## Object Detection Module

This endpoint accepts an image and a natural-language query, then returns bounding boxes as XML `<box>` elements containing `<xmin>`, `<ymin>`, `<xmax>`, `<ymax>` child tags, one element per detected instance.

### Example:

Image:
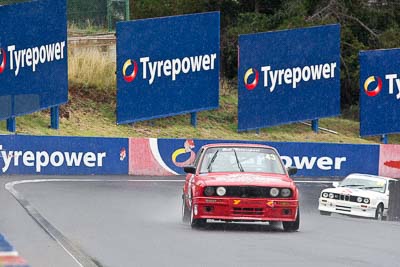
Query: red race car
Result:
<box><xmin>182</xmin><ymin>143</ymin><xmax>300</xmax><ymax>231</ymax></box>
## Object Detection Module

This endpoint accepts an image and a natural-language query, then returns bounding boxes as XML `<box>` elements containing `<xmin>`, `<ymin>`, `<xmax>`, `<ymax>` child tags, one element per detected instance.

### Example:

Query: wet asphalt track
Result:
<box><xmin>1</xmin><ymin>176</ymin><xmax>400</xmax><ymax>267</ymax></box>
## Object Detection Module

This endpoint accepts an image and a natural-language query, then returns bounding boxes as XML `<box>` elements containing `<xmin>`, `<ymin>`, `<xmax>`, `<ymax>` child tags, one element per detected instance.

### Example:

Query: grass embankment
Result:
<box><xmin>0</xmin><ymin>46</ymin><xmax>395</xmax><ymax>144</ymax></box>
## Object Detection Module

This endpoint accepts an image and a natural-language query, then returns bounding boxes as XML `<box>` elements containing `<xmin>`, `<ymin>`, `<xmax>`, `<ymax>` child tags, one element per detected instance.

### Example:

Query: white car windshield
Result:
<box><xmin>199</xmin><ymin>147</ymin><xmax>285</xmax><ymax>174</ymax></box>
<box><xmin>340</xmin><ymin>176</ymin><xmax>387</xmax><ymax>193</ymax></box>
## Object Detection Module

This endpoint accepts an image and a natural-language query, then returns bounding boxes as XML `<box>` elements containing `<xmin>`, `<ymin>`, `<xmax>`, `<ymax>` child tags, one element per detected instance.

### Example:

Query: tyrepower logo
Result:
<box><xmin>363</xmin><ymin>76</ymin><xmax>382</xmax><ymax>97</ymax></box>
<box><xmin>244</xmin><ymin>68</ymin><xmax>259</xmax><ymax>90</ymax></box>
<box><xmin>243</xmin><ymin>62</ymin><xmax>337</xmax><ymax>92</ymax></box>
<box><xmin>0</xmin><ymin>144</ymin><xmax>106</xmax><ymax>173</ymax></box>
<box><xmin>122</xmin><ymin>59</ymin><xmax>138</xmax><ymax>82</ymax></box>
<box><xmin>0</xmin><ymin>41</ymin><xmax>66</xmax><ymax>76</ymax></box>
<box><xmin>0</xmin><ymin>48</ymin><xmax>6</xmax><ymax>74</ymax></box>
<box><xmin>122</xmin><ymin>53</ymin><xmax>217</xmax><ymax>85</ymax></box>
<box><xmin>363</xmin><ymin>74</ymin><xmax>400</xmax><ymax>99</ymax></box>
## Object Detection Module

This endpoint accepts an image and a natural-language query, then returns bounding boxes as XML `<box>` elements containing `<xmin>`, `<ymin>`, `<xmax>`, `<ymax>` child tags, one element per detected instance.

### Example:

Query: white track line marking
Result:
<box><xmin>5</xmin><ymin>182</ymin><xmax>87</xmax><ymax>267</ymax></box>
<box><xmin>6</xmin><ymin>179</ymin><xmax>335</xmax><ymax>186</ymax></box>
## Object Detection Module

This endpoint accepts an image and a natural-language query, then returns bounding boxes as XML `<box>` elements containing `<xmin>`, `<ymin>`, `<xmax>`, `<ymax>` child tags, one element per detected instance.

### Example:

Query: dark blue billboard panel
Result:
<box><xmin>359</xmin><ymin>49</ymin><xmax>400</xmax><ymax>136</ymax></box>
<box><xmin>0</xmin><ymin>135</ymin><xmax>128</xmax><ymax>175</ymax></box>
<box><xmin>238</xmin><ymin>24</ymin><xmax>341</xmax><ymax>131</ymax></box>
<box><xmin>0</xmin><ymin>0</ymin><xmax>68</xmax><ymax>120</ymax></box>
<box><xmin>154</xmin><ymin>138</ymin><xmax>379</xmax><ymax>177</ymax></box>
<box><xmin>116</xmin><ymin>12</ymin><xmax>220</xmax><ymax>124</ymax></box>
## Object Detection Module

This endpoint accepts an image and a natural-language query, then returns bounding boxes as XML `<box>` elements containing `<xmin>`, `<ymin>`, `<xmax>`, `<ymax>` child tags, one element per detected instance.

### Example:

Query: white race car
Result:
<box><xmin>318</xmin><ymin>173</ymin><xmax>397</xmax><ymax>220</ymax></box>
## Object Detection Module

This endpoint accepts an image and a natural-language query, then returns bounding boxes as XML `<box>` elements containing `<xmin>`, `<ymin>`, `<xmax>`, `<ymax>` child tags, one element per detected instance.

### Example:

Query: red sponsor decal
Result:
<box><xmin>384</xmin><ymin>160</ymin><xmax>400</xmax><ymax>170</ymax></box>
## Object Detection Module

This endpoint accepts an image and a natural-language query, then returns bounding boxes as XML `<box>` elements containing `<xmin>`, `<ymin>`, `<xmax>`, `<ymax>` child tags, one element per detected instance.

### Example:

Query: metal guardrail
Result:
<box><xmin>388</xmin><ymin>180</ymin><xmax>400</xmax><ymax>221</ymax></box>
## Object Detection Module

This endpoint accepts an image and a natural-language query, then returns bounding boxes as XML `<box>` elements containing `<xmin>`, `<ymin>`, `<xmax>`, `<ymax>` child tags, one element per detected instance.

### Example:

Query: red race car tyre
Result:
<box><xmin>182</xmin><ymin>195</ymin><xmax>190</xmax><ymax>223</ymax></box>
<box><xmin>282</xmin><ymin>209</ymin><xmax>300</xmax><ymax>232</ymax></box>
<box><xmin>190</xmin><ymin>203</ymin><xmax>206</xmax><ymax>228</ymax></box>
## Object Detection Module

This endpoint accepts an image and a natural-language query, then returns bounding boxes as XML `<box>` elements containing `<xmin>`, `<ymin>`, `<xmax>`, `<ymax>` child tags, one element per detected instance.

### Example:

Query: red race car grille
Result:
<box><xmin>221</xmin><ymin>186</ymin><xmax>291</xmax><ymax>198</ymax></box>
<box><xmin>232</xmin><ymin>207</ymin><xmax>264</xmax><ymax>216</ymax></box>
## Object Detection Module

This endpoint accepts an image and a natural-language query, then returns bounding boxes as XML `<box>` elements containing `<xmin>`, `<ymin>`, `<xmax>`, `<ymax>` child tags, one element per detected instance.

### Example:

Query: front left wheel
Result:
<box><xmin>182</xmin><ymin>195</ymin><xmax>190</xmax><ymax>223</ymax></box>
<box><xmin>375</xmin><ymin>204</ymin><xmax>384</xmax><ymax>221</ymax></box>
<box><xmin>283</xmin><ymin>209</ymin><xmax>300</xmax><ymax>232</ymax></box>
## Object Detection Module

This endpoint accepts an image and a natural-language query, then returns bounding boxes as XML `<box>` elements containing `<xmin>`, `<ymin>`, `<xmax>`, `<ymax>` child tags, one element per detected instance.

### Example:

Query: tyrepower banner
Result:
<box><xmin>359</xmin><ymin>49</ymin><xmax>400</xmax><ymax>136</ymax></box>
<box><xmin>238</xmin><ymin>24</ymin><xmax>340</xmax><ymax>131</ymax></box>
<box><xmin>0</xmin><ymin>0</ymin><xmax>68</xmax><ymax>120</ymax></box>
<box><xmin>129</xmin><ymin>138</ymin><xmax>379</xmax><ymax>177</ymax></box>
<box><xmin>0</xmin><ymin>135</ymin><xmax>128</xmax><ymax>175</ymax></box>
<box><xmin>116</xmin><ymin>12</ymin><xmax>220</xmax><ymax>124</ymax></box>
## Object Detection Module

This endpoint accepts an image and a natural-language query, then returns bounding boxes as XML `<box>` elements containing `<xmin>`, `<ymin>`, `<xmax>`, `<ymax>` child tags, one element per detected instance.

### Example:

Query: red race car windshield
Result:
<box><xmin>199</xmin><ymin>147</ymin><xmax>286</xmax><ymax>174</ymax></box>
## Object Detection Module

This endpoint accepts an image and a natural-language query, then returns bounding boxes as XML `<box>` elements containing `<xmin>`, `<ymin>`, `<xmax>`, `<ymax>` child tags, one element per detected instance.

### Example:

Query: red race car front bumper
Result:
<box><xmin>192</xmin><ymin>197</ymin><xmax>298</xmax><ymax>222</ymax></box>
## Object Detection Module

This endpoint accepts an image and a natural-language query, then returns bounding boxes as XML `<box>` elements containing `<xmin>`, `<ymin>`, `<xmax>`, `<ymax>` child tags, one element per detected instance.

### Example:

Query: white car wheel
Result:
<box><xmin>375</xmin><ymin>204</ymin><xmax>384</xmax><ymax>221</ymax></box>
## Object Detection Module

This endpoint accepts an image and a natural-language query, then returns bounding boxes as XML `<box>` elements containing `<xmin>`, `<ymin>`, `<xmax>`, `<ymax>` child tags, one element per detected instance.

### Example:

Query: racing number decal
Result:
<box><xmin>265</xmin><ymin>154</ymin><xmax>277</xmax><ymax>160</ymax></box>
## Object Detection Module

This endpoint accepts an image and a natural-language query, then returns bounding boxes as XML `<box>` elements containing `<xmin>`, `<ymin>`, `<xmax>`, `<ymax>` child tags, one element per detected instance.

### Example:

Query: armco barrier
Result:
<box><xmin>1</xmin><ymin>135</ymin><xmax>400</xmax><ymax>178</ymax></box>
<box><xmin>129</xmin><ymin>138</ymin><xmax>382</xmax><ymax>177</ymax></box>
<box><xmin>0</xmin><ymin>135</ymin><xmax>128</xmax><ymax>175</ymax></box>
<box><xmin>388</xmin><ymin>180</ymin><xmax>400</xmax><ymax>221</ymax></box>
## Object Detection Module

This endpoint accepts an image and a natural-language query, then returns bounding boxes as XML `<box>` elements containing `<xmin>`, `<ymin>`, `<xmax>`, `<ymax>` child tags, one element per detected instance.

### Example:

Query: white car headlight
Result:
<box><xmin>357</xmin><ymin>197</ymin><xmax>363</xmax><ymax>203</ymax></box>
<box><xmin>363</xmin><ymin>198</ymin><xmax>370</xmax><ymax>204</ymax></box>
<box><xmin>216</xmin><ymin>186</ymin><xmax>226</xmax><ymax>196</ymax></box>
<box><xmin>270</xmin><ymin>188</ymin><xmax>280</xmax><ymax>197</ymax></box>
<box><xmin>322</xmin><ymin>192</ymin><xmax>329</xmax><ymax>198</ymax></box>
<box><xmin>329</xmin><ymin>193</ymin><xmax>334</xmax><ymax>199</ymax></box>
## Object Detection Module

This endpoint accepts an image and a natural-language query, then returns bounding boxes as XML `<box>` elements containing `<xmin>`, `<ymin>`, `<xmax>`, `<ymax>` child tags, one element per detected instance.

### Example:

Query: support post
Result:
<box><xmin>381</xmin><ymin>134</ymin><xmax>388</xmax><ymax>144</ymax></box>
<box><xmin>311</xmin><ymin>119</ymin><xmax>319</xmax><ymax>133</ymax></box>
<box><xmin>50</xmin><ymin>106</ymin><xmax>59</xmax><ymax>130</ymax></box>
<box><xmin>6</xmin><ymin>117</ymin><xmax>16</xmax><ymax>132</ymax></box>
<box><xmin>190</xmin><ymin>112</ymin><xmax>197</xmax><ymax>128</ymax></box>
<box><xmin>125</xmin><ymin>0</ymin><xmax>130</xmax><ymax>21</ymax></box>
<box><xmin>107</xmin><ymin>0</ymin><xmax>112</xmax><ymax>32</ymax></box>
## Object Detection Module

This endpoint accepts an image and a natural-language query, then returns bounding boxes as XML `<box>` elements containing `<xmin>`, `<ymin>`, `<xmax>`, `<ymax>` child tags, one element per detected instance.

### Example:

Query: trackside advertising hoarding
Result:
<box><xmin>238</xmin><ymin>24</ymin><xmax>341</xmax><ymax>131</ymax></box>
<box><xmin>0</xmin><ymin>0</ymin><xmax>68</xmax><ymax>120</ymax></box>
<box><xmin>131</xmin><ymin>138</ymin><xmax>379</xmax><ymax>177</ymax></box>
<box><xmin>116</xmin><ymin>12</ymin><xmax>220</xmax><ymax>124</ymax></box>
<box><xmin>359</xmin><ymin>49</ymin><xmax>400</xmax><ymax>136</ymax></box>
<box><xmin>0</xmin><ymin>135</ymin><xmax>128</xmax><ymax>175</ymax></box>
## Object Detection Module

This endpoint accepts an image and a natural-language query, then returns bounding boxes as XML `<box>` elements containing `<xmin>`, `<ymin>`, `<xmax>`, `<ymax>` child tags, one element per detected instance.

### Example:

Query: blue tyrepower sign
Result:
<box><xmin>116</xmin><ymin>12</ymin><xmax>220</xmax><ymax>124</ymax></box>
<box><xmin>154</xmin><ymin>138</ymin><xmax>379</xmax><ymax>177</ymax></box>
<box><xmin>238</xmin><ymin>24</ymin><xmax>341</xmax><ymax>131</ymax></box>
<box><xmin>0</xmin><ymin>0</ymin><xmax>68</xmax><ymax>120</ymax></box>
<box><xmin>359</xmin><ymin>49</ymin><xmax>400</xmax><ymax>136</ymax></box>
<box><xmin>0</xmin><ymin>135</ymin><xmax>128</xmax><ymax>175</ymax></box>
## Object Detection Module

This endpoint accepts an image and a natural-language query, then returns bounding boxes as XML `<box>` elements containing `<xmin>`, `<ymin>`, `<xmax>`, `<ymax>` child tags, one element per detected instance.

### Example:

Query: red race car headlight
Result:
<box><xmin>280</xmin><ymin>188</ymin><xmax>292</xmax><ymax>198</ymax></box>
<box><xmin>216</xmin><ymin>186</ymin><xmax>226</xmax><ymax>196</ymax></box>
<box><xmin>270</xmin><ymin>188</ymin><xmax>280</xmax><ymax>197</ymax></box>
<box><xmin>204</xmin><ymin>187</ymin><xmax>215</xmax><ymax>196</ymax></box>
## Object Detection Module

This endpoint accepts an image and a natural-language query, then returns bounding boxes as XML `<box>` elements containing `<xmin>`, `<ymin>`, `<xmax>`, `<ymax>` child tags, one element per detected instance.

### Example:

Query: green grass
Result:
<box><xmin>0</xmin><ymin>46</ymin><xmax>397</xmax><ymax>144</ymax></box>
